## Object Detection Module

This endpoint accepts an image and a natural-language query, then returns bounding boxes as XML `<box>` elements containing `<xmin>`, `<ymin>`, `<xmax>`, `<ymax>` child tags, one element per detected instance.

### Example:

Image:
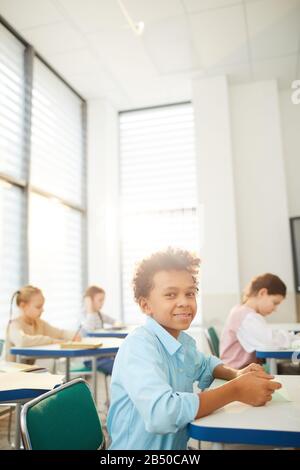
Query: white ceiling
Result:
<box><xmin>0</xmin><ymin>0</ymin><xmax>299</xmax><ymax>109</ymax></box>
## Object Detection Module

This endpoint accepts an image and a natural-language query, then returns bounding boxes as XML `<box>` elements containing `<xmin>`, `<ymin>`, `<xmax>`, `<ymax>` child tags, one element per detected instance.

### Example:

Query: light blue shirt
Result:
<box><xmin>107</xmin><ymin>317</ymin><xmax>222</xmax><ymax>450</ymax></box>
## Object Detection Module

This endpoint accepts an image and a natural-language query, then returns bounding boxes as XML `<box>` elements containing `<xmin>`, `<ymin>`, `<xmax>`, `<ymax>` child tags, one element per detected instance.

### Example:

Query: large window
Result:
<box><xmin>0</xmin><ymin>182</ymin><xmax>25</xmax><ymax>335</ymax></box>
<box><xmin>0</xmin><ymin>20</ymin><xmax>86</xmax><ymax>336</ymax></box>
<box><xmin>0</xmin><ymin>24</ymin><xmax>26</xmax><ymax>180</ymax></box>
<box><xmin>30</xmin><ymin>59</ymin><xmax>83</xmax><ymax>206</ymax></box>
<box><xmin>29</xmin><ymin>194</ymin><xmax>83</xmax><ymax>329</ymax></box>
<box><xmin>0</xmin><ymin>23</ymin><xmax>26</xmax><ymax>336</ymax></box>
<box><xmin>120</xmin><ymin>103</ymin><xmax>200</xmax><ymax>324</ymax></box>
<box><xmin>29</xmin><ymin>57</ymin><xmax>85</xmax><ymax>329</ymax></box>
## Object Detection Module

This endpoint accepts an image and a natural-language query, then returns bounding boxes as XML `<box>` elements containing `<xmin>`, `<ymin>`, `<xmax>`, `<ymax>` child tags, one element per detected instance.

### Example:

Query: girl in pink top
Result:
<box><xmin>220</xmin><ymin>273</ymin><xmax>296</xmax><ymax>369</ymax></box>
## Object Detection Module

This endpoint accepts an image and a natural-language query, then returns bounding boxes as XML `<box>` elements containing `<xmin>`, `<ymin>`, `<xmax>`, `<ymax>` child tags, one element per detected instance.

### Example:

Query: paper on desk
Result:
<box><xmin>60</xmin><ymin>338</ymin><xmax>102</xmax><ymax>349</ymax></box>
<box><xmin>0</xmin><ymin>372</ymin><xmax>64</xmax><ymax>391</ymax></box>
<box><xmin>291</xmin><ymin>339</ymin><xmax>300</xmax><ymax>349</ymax></box>
<box><xmin>272</xmin><ymin>386</ymin><xmax>292</xmax><ymax>402</ymax></box>
<box><xmin>0</xmin><ymin>361</ymin><xmax>46</xmax><ymax>373</ymax></box>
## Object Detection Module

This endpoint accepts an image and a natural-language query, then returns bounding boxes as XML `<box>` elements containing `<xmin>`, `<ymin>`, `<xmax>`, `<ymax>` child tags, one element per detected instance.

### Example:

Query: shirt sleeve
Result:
<box><xmin>8</xmin><ymin>321</ymin><xmax>56</xmax><ymax>347</ymax></box>
<box><xmin>118</xmin><ymin>334</ymin><xmax>199</xmax><ymax>435</ymax></box>
<box><xmin>42</xmin><ymin>321</ymin><xmax>75</xmax><ymax>341</ymax></box>
<box><xmin>237</xmin><ymin>314</ymin><xmax>294</xmax><ymax>351</ymax></box>
<box><xmin>194</xmin><ymin>352</ymin><xmax>223</xmax><ymax>390</ymax></box>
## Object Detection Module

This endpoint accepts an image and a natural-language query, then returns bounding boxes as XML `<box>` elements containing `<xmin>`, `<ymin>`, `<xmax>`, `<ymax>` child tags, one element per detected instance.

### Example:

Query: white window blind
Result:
<box><xmin>29</xmin><ymin>58</ymin><xmax>85</xmax><ymax>329</ymax></box>
<box><xmin>0</xmin><ymin>20</ymin><xmax>86</xmax><ymax>337</ymax></box>
<box><xmin>0</xmin><ymin>182</ymin><xmax>25</xmax><ymax>337</ymax></box>
<box><xmin>120</xmin><ymin>104</ymin><xmax>200</xmax><ymax>324</ymax></box>
<box><xmin>0</xmin><ymin>23</ymin><xmax>25</xmax><ymax>180</ymax></box>
<box><xmin>30</xmin><ymin>58</ymin><xmax>83</xmax><ymax>206</ymax></box>
<box><xmin>29</xmin><ymin>193</ymin><xmax>83</xmax><ymax>330</ymax></box>
<box><xmin>0</xmin><ymin>24</ymin><xmax>25</xmax><ymax>337</ymax></box>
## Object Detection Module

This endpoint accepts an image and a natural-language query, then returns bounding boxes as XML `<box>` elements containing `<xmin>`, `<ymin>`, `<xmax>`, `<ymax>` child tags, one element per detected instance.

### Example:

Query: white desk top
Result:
<box><xmin>0</xmin><ymin>372</ymin><xmax>64</xmax><ymax>392</ymax></box>
<box><xmin>89</xmin><ymin>325</ymin><xmax>137</xmax><ymax>336</ymax></box>
<box><xmin>189</xmin><ymin>376</ymin><xmax>300</xmax><ymax>446</ymax></box>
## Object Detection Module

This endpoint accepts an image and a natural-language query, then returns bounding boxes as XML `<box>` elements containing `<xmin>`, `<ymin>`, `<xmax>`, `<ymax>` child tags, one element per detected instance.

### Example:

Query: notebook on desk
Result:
<box><xmin>0</xmin><ymin>361</ymin><xmax>48</xmax><ymax>373</ymax></box>
<box><xmin>60</xmin><ymin>339</ymin><xmax>102</xmax><ymax>349</ymax></box>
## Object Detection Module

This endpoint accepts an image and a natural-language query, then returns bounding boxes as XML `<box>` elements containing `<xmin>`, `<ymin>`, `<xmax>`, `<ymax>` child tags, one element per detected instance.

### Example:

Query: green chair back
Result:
<box><xmin>21</xmin><ymin>378</ymin><xmax>104</xmax><ymax>450</ymax></box>
<box><xmin>0</xmin><ymin>339</ymin><xmax>4</xmax><ymax>356</ymax></box>
<box><xmin>205</xmin><ymin>327</ymin><xmax>220</xmax><ymax>357</ymax></box>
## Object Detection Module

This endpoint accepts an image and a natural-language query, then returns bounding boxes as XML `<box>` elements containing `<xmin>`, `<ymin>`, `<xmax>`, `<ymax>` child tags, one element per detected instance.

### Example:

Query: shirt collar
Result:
<box><xmin>145</xmin><ymin>316</ymin><xmax>182</xmax><ymax>356</ymax></box>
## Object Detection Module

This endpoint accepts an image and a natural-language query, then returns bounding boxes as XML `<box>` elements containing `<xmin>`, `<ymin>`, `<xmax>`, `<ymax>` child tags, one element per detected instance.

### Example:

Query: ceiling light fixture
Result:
<box><xmin>117</xmin><ymin>0</ymin><xmax>145</xmax><ymax>36</ymax></box>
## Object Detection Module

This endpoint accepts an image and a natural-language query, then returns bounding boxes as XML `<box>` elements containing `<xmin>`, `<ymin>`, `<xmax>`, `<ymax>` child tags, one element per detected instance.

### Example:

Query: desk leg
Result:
<box><xmin>13</xmin><ymin>354</ymin><xmax>21</xmax><ymax>449</ymax></box>
<box><xmin>268</xmin><ymin>358</ymin><xmax>277</xmax><ymax>375</ymax></box>
<box><xmin>65</xmin><ymin>357</ymin><xmax>70</xmax><ymax>382</ymax></box>
<box><xmin>14</xmin><ymin>403</ymin><xmax>22</xmax><ymax>450</ymax></box>
<box><xmin>92</xmin><ymin>357</ymin><xmax>97</xmax><ymax>403</ymax></box>
<box><xmin>12</xmin><ymin>403</ymin><xmax>22</xmax><ymax>450</ymax></box>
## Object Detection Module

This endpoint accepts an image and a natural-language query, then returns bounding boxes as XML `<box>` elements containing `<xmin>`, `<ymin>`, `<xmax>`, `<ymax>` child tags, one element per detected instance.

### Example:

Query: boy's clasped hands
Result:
<box><xmin>234</xmin><ymin>363</ymin><xmax>281</xmax><ymax>406</ymax></box>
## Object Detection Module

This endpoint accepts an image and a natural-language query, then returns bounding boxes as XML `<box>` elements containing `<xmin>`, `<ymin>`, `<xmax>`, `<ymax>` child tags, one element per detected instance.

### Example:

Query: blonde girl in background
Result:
<box><xmin>6</xmin><ymin>285</ymin><xmax>80</xmax><ymax>362</ymax></box>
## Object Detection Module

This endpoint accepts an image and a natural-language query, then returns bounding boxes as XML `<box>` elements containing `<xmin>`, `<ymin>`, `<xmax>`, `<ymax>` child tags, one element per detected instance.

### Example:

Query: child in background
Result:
<box><xmin>82</xmin><ymin>286</ymin><xmax>120</xmax><ymax>331</ymax></box>
<box><xmin>6</xmin><ymin>285</ymin><xmax>80</xmax><ymax>362</ymax></box>
<box><xmin>107</xmin><ymin>248</ymin><xmax>280</xmax><ymax>450</ymax></box>
<box><xmin>220</xmin><ymin>273</ymin><xmax>298</xmax><ymax>369</ymax></box>
<box><xmin>82</xmin><ymin>286</ymin><xmax>120</xmax><ymax>376</ymax></box>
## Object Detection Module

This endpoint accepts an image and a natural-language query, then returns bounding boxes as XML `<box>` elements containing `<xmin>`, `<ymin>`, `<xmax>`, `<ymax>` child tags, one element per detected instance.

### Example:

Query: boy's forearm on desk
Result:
<box><xmin>195</xmin><ymin>380</ymin><xmax>237</xmax><ymax>419</ymax></box>
<box><xmin>213</xmin><ymin>364</ymin><xmax>238</xmax><ymax>381</ymax></box>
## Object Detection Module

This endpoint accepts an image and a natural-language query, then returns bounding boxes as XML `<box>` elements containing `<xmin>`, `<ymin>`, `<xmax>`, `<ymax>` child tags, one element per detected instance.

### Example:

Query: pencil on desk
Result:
<box><xmin>72</xmin><ymin>324</ymin><xmax>82</xmax><ymax>342</ymax></box>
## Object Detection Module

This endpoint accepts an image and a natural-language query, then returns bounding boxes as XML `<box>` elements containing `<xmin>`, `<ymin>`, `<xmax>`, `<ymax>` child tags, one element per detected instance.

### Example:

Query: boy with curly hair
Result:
<box><xmin>107</xmin><ymin>248</ymin><xmax>280</xmax><ymax>450</ymax></box>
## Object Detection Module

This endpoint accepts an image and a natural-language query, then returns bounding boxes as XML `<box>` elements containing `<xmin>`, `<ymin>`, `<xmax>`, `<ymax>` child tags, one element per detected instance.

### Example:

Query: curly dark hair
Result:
<box><xmin>132</xmin><ymin>247</ymin><xmax>201</xmax><ymax>303</ymax></box>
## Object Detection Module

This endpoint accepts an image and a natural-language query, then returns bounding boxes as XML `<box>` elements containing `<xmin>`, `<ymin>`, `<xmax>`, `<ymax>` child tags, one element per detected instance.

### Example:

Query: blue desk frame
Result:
<box><xmin>87</xmin><ymin>331</ymin><xmax>128</xmax><ymax>339</ymax></box>
<box><xmin>0</xmin><ymin>388</ymin><xmax>51</xmax><ymax>403</ymax></box>
<box><xmin>188</xmin><ymin>423</ymin><xmax>300</xmax><ymax>448</ymax></box>
<box><xmin>11</xmin><ymin>345</ymin><xmax>119</xmax><ymax>358</ymax></box>
<box><xmin>256</xmin><ymin>349</ymin><xmax>298</xmax><ymax>374</ymax></box>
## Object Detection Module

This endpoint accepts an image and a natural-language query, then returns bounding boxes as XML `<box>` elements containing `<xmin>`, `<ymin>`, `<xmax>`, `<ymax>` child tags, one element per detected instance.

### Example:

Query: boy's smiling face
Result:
<box><xmin>139</xmin><ymin>269</ymin><xmax>197</xmax><ymax>338</ymax></box>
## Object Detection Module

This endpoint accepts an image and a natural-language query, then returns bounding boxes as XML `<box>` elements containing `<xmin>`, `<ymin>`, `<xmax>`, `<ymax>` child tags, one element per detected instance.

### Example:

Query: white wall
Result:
<box><xmin>192</xmin><ymin>78</ymin><xmax>297</xmax><ymax>328</ymax></box>
<box><xmin>230</xmin><ymin>81</ymin><xmax>296</xmax><ymax>323</ymax></box>
<box><xmin>280</xmin><ymin>87</ymin><xmax>300</xmax><ymax>321</ymax></box>
<box><xmin>192</xmin><ymin>76</ymin><xmax>240</xmax><ymax>333</ymax></box>
<box><xmin>87</xmin><ymin>98</ymin><xmax>122</xmax><ymax>321</ymax></box>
